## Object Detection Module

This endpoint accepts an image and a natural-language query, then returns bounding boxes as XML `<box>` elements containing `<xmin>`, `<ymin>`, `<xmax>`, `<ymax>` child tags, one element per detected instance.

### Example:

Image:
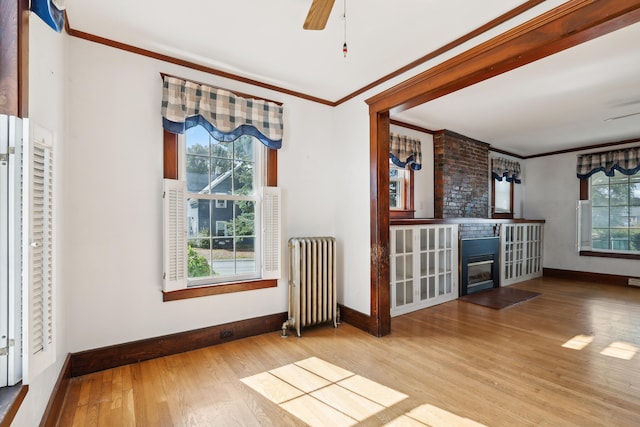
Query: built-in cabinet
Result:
<box><xmin>390</xmin><ymin>224</ymin><xmax>458</xmax><ymax>317</ymax></box>
<box><xmin>500</xmin><ymin>223</ymin><xmax>544</xmax><ymax>286</ymax></box>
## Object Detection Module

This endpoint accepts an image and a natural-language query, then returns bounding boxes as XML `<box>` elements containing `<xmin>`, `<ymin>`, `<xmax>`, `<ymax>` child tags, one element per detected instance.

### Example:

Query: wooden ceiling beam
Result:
<box><xmin>366</xmin><ymin>0</ymin><xmax>640</xmax><ymax>114</ymax></box>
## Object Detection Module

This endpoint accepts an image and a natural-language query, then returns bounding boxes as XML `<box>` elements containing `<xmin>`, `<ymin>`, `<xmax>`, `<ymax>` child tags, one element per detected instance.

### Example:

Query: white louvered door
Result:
<box><xmin>26</xmin><ymin>125</ymin><xmax>55</xmax><ymax>380</ymax></box>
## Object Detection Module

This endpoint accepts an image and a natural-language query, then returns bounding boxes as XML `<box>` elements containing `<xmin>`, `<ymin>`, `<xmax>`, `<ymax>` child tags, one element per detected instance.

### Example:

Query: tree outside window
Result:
<box><xmin>591</xmin><ymin>171</ymin><xmax>640</xmax><ymax>252</ymax></box>
<box><xmin>185</xmin><ymin>126</ymin><xmax>260</xmax><ymax>282</ymax></box>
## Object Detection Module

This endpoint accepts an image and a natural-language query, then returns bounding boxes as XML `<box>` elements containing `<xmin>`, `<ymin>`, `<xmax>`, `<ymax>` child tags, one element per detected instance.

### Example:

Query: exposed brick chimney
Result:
<box><xmin>433</xmin><ymin>130</ymin><xmax>489</xmax><ymax>218</ymax></box>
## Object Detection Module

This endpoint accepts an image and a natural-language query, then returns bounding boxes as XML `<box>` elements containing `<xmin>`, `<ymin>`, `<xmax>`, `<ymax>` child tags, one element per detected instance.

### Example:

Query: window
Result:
<box><xmin>491</xmin><ymin>178</ymin><xmax>514</xmax><ymax>219</ymax></box>
<box><xmin>162</xmin><ymin>127</ymin><xmax>281</xmax><ymax>298</ymax></box>
<box><xmin>389</xmin><ymin>161</ymin><xmax>414</xmax><ymax>219</ymax></box>
<box><xmin>161</xmin><ymin>76</ymin><xmax>283</xmax><ymax>298</ymax></box>
<box><xmin>589</xmin><ymin>170</ymin><xmax>640</xmax><ymax>252</ymax></box>
<box><xmin>184</xmin><ymin>126</ymin><xmax>263</xmax><ymax>285</ymax></box>
<box><xmin>491</xmin><ymin>156</ymin><xmax>519</xmax><ymax>219</ymax></box>
<box><xmin>389</xmin><ymin>164</ymin><xmax>406</xmax><ymax>210</ymax></box>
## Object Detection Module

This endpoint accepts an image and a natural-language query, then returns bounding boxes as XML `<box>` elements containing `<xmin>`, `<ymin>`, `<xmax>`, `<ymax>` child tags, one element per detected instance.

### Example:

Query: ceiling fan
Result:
<box><xmin>304</xmin><ymin>0</ymin><xmax>336</xmax><ymax>30</ymax></box>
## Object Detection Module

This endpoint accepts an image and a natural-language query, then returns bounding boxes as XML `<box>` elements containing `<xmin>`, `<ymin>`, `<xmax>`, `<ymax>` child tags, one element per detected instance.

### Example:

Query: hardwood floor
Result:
<box><xmin>56</xmin><ymin>277</ymin><xmax>640</xmax><ymax>426</ymax></box>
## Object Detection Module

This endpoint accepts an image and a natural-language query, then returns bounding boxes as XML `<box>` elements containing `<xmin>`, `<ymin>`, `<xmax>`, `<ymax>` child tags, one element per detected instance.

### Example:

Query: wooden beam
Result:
<box><xmin>369</xmin><ymin>110</ymin><xmax>390</xmax><ymax>337</ymax></box>
<box><xmin>366</xmin><ymin>0</ymin><xmax>640</xmax><ymax>113</ymax></box>
<box><xmin>0</xmin><ymin>0</ymin><xmax>29</xmax><ymax>117</ymax></box>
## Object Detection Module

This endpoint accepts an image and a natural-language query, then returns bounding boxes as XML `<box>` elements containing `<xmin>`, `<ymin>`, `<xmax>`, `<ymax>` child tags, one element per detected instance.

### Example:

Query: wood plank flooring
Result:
<box><xmin>56</xmin><ymin>277</ymin><xmax>640</xmax><ymax>426</ymax></box>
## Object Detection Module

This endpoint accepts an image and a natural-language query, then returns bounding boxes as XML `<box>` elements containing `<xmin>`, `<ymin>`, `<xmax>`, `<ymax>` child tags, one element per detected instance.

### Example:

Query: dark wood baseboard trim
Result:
<box><xmin>543</xmin><ymin>268</ymin><xmax>637</xmax><ymax>287</ymax></box>
<box><xmin>39</xmin><ymin>354</ymin><xmax>72</xmax><ymax>427</ymax></box>
<box><xmin>338</xmin><ymin>304</ymin><xmax>372</xmax><ymax>334</ymax></box>
<box><xmin>70</xmin><ymin>312</ymin><xmax>287</xmax><ymax>377</ymax></box>
<box><xmin>0</xmin><ymin>384</ymin><xmax>28</xmax><ymax>427</ymax></box>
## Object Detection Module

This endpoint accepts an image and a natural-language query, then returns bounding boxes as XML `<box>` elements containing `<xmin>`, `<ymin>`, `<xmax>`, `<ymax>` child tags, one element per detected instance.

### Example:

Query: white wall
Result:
<box><xmin>13</xmin><ymin>17</ymin><xmax>67</xmax><ymax>427</ymax></box>
<box><xmin>330</xmin><ymin>100</ymin><xmax>373</xmax><ymax>314</ymax></box>
<box><xmin>390</xmin><ymin>125</ymin><xmax>434</xmax><ymax>218</ymax></box>
<box><xmin>524</xmin><ymin>149</ymin><xmax>638</xmax><ymax>277</ymax></box>
<box><xmin>60</xmin><ymin>36</ymin><xmax>350</xmax><ymax>353</ymax></box>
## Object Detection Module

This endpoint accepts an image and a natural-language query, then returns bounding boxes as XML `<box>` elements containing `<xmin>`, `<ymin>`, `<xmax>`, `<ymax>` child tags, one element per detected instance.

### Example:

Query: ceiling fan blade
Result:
<box><xmin>303</xmin><ymin>0</ymin><xmax>335</xmax><ymax>30</ymax></box>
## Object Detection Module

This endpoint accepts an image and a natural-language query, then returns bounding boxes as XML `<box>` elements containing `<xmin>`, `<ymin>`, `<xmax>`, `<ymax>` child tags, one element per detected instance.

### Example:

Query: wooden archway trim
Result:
<box><xmin>366</xmin><ymin>0</ymin><xmax>640</xmax><ymax>337</ymax></box>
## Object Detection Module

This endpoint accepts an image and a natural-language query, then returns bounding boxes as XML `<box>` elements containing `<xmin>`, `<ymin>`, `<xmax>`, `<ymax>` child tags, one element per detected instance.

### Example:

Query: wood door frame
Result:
<box><xmin>365</xmin><ymin>0</ymin><xmax>640</xmax><ymax>337</ymax></box>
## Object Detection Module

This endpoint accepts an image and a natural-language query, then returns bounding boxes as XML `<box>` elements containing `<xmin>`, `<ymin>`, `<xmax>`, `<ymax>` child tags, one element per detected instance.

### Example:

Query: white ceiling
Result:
<box><xmin>63</xmin><ymin>0</ymin><xmax>640</xmax><ymax>157</ymax></box>
<box><xmin>395</xmin><ymin>20</ymin><xmax>640</xmax><ymax>157</ymax></box>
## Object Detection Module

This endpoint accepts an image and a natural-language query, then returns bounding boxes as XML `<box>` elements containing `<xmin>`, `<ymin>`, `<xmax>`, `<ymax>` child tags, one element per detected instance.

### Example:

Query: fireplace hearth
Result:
<box><xmin>460</xmin><ymin>237</ymin><xmax>500</xmax><ymax>296</ymax></box>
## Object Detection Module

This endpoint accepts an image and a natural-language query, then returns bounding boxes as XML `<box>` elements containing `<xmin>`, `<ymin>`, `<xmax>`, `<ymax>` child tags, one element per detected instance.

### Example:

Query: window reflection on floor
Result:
<box><xmin>241</xmin><ymin>356</ymin><xmax>486</xmax><ymax>427</ymax></box>
<box><xmin>562</xmin><ymin>334</ymin><xmax>594</xmax><ymax>350</ymax></box>
<box><xmin>600</xmin><ymin>341</ymin><xmax>638</xmax><ymax>360</ymax></box>
<box><xmin>561</xmin><ymin>334</ymin><xmax>638</xmax><ymax>360</ymax></box>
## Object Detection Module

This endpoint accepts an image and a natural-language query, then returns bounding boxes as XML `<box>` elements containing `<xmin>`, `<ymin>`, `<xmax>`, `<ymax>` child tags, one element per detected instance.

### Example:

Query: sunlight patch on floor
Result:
<box><xmin>241</xmin><ymin>356</ymin><xmax>486</xmax><ymax>427</ymax></box>
<box><xmin>385</xmin><ymin>403</ymin><xmax>487</xmax><ymax>426</ymax></box>
<box><xmin>600</xmin><ymin>341</ymin><xmax>638</xmax><ymax>360</ymax></box>
<box><xmin>241</xmin><ymin>357</ymin><xmax>406</xmax><ymax>426</ymax></box>
<box><xmin>562</xmin><ymin>335</ymin><xmax>638</xmax><ymax>360</ymax></box>
<box><xmin>562</xmin><ymin>334</ymin><xmax>594</xmax><ymax>350</ymax></box>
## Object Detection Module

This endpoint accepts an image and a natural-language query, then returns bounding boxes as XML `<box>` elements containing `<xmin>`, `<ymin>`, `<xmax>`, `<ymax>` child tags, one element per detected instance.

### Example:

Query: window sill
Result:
<box><xmin>390</xmin><ymin>209</ymin><xmax>415</xmax><ymax>219</ymax></box>
<box><xmin>163</xmin><ymin>278</ymin><xmax>278</xmax><ymax>302</ymax></box>
<box><xmin>579</xmin><ymin>250</ymin><xmax>640</xmax><ymax>261</ymax></box>
<box><xmin>491</xmin><ymin>212</ymin><xmax>514</xmax><ymax>219</ymax></box>
<box><xmin>0</xmin><ymin>383</ymin><xmax>28</xmax><ymax>427</ymax></box>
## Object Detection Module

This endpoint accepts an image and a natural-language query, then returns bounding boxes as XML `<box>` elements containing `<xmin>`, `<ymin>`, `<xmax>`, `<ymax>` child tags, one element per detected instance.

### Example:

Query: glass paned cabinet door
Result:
<box><xmin>392</xmin><ymin>229</ymin><xmax>414</xmax><ymax>309</ymax></box>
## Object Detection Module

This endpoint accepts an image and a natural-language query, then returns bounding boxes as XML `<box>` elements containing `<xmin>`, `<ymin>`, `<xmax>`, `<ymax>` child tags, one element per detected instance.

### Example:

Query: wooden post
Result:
<box><xmin>0</xmin><ymin>0</ymin><xmax>29</xmax><ymax>117</ymax></box>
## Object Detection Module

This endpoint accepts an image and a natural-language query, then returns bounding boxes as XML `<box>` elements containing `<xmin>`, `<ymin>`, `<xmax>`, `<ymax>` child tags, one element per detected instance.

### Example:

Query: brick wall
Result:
<box><xmin>433</xmin><ymin>130</ymin><xmax>489</xmax><ymax>218</ymax></box>
<box><xmin>459</xmin><ymin>223</ymin><xmax>498</xmax><ymax>239</ymax></box>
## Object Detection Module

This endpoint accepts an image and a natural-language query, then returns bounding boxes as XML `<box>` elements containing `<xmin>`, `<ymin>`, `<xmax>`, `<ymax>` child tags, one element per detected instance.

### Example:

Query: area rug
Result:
<box><xmin>458</xmin><ymin>287</ymin><xmax>541</xmax><ymax>310</ymax></box>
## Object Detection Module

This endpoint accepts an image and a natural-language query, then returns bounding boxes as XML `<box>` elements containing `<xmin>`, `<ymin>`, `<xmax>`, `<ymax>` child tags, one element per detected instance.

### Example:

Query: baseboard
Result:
<box><xmin>543</xmin><ymin>268</ymin><xmax>633</xmax><ymax>286</ymax></box>
<box><xmin>70</xmin><ymin>312</ymin><xmax>287</xmax><ymax>377</ymax></box>
<box><xmin>39</xmin><ymin>354</ymin><xmax>72</xmax><ymax>427</ymax></box>
<box><xmin>338</xmin><ymin>304</ymin><xmax>371</xmax><ymax>334</ymax></box>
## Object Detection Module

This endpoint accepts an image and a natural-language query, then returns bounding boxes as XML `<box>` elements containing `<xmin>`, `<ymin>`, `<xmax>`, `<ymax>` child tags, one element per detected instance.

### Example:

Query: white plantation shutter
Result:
<box><xmin>27</xmin><ymin>125</ymin><xmax>55</xmax><ymax>379</ymax></box>
<box><xmin>576</xmin><ymin>200</ymin><xmax>592</xmax><ymax>251</ymax></box>
<box><xmin>163</xmin><ymin>179</ymin><xmax>187</xmax><ymax>291</ymax></box>
<box><xmin>261</xmin><ymin>186</ymin><xmax>281</xmax><ymax>280</ymax></box>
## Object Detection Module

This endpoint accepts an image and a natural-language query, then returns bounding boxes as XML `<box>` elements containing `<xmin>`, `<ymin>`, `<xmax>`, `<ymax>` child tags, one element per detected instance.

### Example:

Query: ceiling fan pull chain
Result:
<box><xmin>342</xmin><ymin>0</ymin><xmax>348</xmax><ymax>57</ymax></box>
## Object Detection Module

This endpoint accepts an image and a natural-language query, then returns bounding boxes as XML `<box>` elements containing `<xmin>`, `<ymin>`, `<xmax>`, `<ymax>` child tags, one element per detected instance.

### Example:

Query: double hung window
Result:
<box><xmin>588</xmin><ymin>171</ymin><xmax>640</xmax><ymax>252</ymax></box>
<box><xmin>389</xmin><ymin>133</ymin><xmax>421</xmax><ymax>219</ymax></box>
<box><xmin>491</xmin><ymin>179</ymin><xmax>514</xmax><ymax>219</ymax></box>
<box><xmin>184</xmin><ymin>128</ymin><xmax>262</xmax><ymax>284</ymax></box>
<box><xmin>491</xmin><ymin>156</ymin><xmax>520</xmax><ymax>219</ymax></box>
<box><xmin>389</xmin><ymin>163</ymin><xmax>409</xmax><ymax>210</ymax></box>
<box><xmin>161</xmin><ymin>75</ymin><xmax>283</xmax><ymax>296</ymax></box>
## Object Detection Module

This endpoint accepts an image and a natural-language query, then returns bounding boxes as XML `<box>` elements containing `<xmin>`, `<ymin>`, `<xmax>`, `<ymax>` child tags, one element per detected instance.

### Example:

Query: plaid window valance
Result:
<box><xmin>161</xmin><ymin>76</ymin><xmax>284</xmax><ymax>149</ymax></box>
<box><xmin>576</xmin><ymin>146</ymin><xmax>640</xmax><ymax>179</ymax></box>
<box><xmin>389</xmin><ymin>133</ymin><xmax>422</xmax><ymax>171</ymax></box>
<box><xmin>492</xmin><ymin>157</ymin><xmax>521</xmax><ymax>184</ymax></box>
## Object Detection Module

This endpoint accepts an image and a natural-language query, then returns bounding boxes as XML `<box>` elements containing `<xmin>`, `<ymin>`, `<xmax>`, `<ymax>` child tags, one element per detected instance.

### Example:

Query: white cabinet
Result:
<box><xmin>500</xmin><ymin>223</ymin><xmax>543</xmax><ymax>286</ymax></box>
<box><xmin>390</xmin><ymin>224</ymin><xmax>458</xmax><ymax>317</ymax></box>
